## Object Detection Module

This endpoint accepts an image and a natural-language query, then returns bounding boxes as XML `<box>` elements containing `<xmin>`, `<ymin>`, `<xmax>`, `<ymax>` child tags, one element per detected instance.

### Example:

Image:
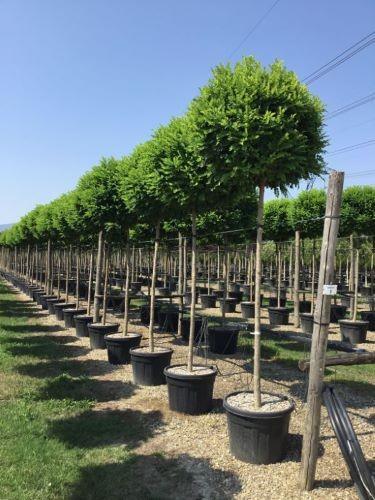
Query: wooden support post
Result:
<box><xmin>294</xmin><ymin>230</ymin><xmax>301</xmax><ymax>327</ymax></box>
<box><xmin>300</xmin><ymin>170</ymin><xmax>344</xmax><ymax>491</ymax></box>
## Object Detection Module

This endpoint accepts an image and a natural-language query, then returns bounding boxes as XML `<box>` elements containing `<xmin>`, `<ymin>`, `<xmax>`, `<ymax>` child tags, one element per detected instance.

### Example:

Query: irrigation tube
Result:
<box><xmin>322</xmin><ymin>385</ymin><xmax>375</xmax><ymax>500</ymax></box>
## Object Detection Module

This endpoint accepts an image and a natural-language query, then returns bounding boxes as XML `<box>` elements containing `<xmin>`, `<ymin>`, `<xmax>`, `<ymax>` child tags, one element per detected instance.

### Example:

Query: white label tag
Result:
<box><xmin>323</xmin><ymin>284</ymin><xmax>337</xmax><ymax>296</ymax></box>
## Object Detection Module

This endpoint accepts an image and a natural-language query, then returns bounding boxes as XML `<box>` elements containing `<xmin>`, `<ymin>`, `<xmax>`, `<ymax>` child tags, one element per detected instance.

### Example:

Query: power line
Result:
<box><xmin>302</xmin><ymin>31</ymin><xmax>375</xmax><ymax>85</ymax></box>
<box><xmin>326</xmin><ymin>91</ymin><xmax>375</xmax><ymax>120</ymax></box>
<box><xmin>326</xmin><ymin>139</ymin><xmax>375</xmax><ymax>156</ymax></box>
<box><xmin>228</xmin><ymin>0</ymin><xmax>282</xmax><ymax>59</ymax></box>
<box><xmin>331</xmin><ymin>117</ymin><xmax>375</xmax><ymax>133</ymax></box>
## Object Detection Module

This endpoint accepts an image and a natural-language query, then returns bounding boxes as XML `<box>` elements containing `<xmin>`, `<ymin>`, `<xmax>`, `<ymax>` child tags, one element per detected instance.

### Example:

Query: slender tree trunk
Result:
<box><xmin>123</xmin><ymin>236</ymin><xmax>131</xmax><ymax>336</ymax></box>
<box><xmin>76</xmin><ymin>248</ymin><xmax>80</xmax><ymax>309</ymax></box>
<box><xmin>101</xmin><ymin>245</ymin><xmax>109</xmax><ymax>325</ymax></box>
<box><xmin>148</xmin><ymin>223</ymin><xmax>160</xmax><ymax>352</ymax></box>
<box><xmin>253</xmin><ymin>183</ymin><xmax>265</xmax><ymax>408</ymax></box>
<box><xmin>187</xmin><ymin>211</ymin><xmax>197</xmax><ymax>372</ymax></box>
<box><xmin>294</xmin><ymin>231</ymin><xmax>301</xmax><ymax>328</ymax></box>
<box><xmin>93</xmin><ymin>230</ymin><xmax>104</xmax><ymax>323</ymax></box>
<box><xmin>352</xmin><ymin>249</ymin><xmax>359</xmax><ymax>320</ymax></box>
<box><xmin>349</xmin><ymin>234</ymin><xmax>354</xmax><ymax>292</ymax></box>
<box><xmin>177</xmin><ymin>232</ymin><xmax>183</xmax><ymax>338</ymax></box>
<box><xmin>87</xmin><ymin>250</ymin><xmax>94</xmax><ymax>315</ymax></box>
<box><xmin>183</xmin><ymin>237</ymin><xmax>187</xmax><ymax>294</ymax></box>
<box><xmin>277</xmin><ymin>245</ymin><xmax>281</xmax><ymax>308</ymax></box>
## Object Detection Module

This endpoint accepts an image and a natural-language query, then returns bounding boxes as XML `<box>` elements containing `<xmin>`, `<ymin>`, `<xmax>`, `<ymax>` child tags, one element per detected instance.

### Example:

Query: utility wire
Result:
<box><xmin>302</xmin><ymin>31</ymin><xmax>375</xmax><ymax>85</ymax></box>
<box><xmin>326</xmin><ymin>91</ymin><xmax>375</xmax><ymax>120</ymax></box>
<box><xmin>228</xmin><ymin>0</ymin><xmax>282</xmax><ymax>59</ymax></box>
<box><xmin>326</xmin><ymin>139</ymin><xmax>375</xmax><ymax>156</ymax></box>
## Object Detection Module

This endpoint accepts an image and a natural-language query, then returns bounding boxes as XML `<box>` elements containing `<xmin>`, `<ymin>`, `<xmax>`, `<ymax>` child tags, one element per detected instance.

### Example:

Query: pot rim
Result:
<box><xmin>164</xmin><ymin>363</ymin><xmax>217</xmax><ymax>380</ymax></box>
<box><xmin>223</xmin><ymin>390</ymin><xmax>295</xmax><ymax>418</ymax></box>
<box><xmin>129</xmin><ymin>347</ymin><xmax>173</xmax><ymax>357</ymax></box>
<box><xmin>104</xmin><ymin>332</ymin><xmax>142</xmax><ymax>342</ymax></box>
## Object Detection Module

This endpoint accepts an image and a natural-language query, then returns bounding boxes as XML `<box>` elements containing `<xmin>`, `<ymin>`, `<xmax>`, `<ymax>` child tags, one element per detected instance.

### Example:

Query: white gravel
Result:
<box><xmin>226</xmin><ymin>392</ymin><xmax>293</xmax><ymax>413</ymax></box>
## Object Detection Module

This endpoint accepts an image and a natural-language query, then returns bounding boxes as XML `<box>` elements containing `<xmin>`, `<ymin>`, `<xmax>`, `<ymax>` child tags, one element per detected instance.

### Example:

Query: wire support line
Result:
<box><xmin>326</xmin><ymin>139</ymin><xmax>375</xmax><ymax>156</ymax></box>
<box><xmin>326</xmin><ymin>92</ymin><xmax>375</xmax><ymax>120</ymax></box>
<box><xmin>302</xmin><ymin>31</ymin><xmax>375</xmax><ymax>85</ymax></box>
<box><xmin>228</xmin><ymin>0</ymin><xmax>282</xmax><ymax>59</ymax></box>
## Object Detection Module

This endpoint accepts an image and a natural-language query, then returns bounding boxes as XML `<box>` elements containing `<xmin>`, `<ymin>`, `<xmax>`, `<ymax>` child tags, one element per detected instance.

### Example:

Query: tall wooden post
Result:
<box><xmin>300</xmin><ymin>170</ymin><xmax>344</xmax><ymax>491</ymax></box>
<box><xmin>93</xmin><ymin>230</ymin><xmax>104</xmax><ymax>323</ymax></box>
<box><xmin>293</xmin><ymin>230</ymin><xmax>301</xmax><ymax>328</ymax></box>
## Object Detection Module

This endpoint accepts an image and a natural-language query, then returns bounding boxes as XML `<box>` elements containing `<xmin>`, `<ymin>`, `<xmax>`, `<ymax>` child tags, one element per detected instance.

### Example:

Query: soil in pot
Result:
<box><xmin>208</xmin><ymin>326</ymin><xmax>239</xmax><ymax>355</ymax></box>
<box><xmin>130</xmin><ymin>347</ymin><xmax>173</xmax><ymax>386</ymax></box>
<box><xmin>218</xmin><ymin>298</ymin><xmax>237</xmax><ymax>314</ymax></box>
<box><xmin>164</xmin><ymin>364</ymin><xmax>217</xmax><ymax>415</ymax></box>
<box><xmin>54</xmin><ymin>303</ymin><xmax>76</xmax><ymax>321</ymax></box>
<box><xmin>75</xmin><ymin>315</ymin><xmax>95</xmax><ymax>338</ymax></box>
<box><xmin>268</xmin><ymin>297</ymin><xmax>286</xmax><ymax>308</ymax></box>
<box><xmin>300</xmin><ymin>313</ymin><xmax>314</xmax><ymax>334</ymax></box>
<box><xmin>88</xmin><ymin>322</ymin><xmax>120</xmax><ymax>349</ymax></box>
<box><xmin>223</xmin><ymin>391</ymin><xmax>294</xmax><ymax>464</ymax></box>
<box><xmin>339</xmin><ymin>319</ymin><xmax>369</xmax><ymax>344</ymax></box>
<box><xmin>241</xmin><ymin>301</ymin><xmax>255</xmax><ymax>319</ymax></box>
<box><xmin>330</xmin><ymin>304</ymin><xmax>347</xmax><ymax>323</ymax></box>
<box><xmin>180</xmin><ymin>317</ymin><xmax>203</xmax><ymax>343</ymax></box>
<box><xmin>200</xmin><ymin>294</ymin><xmax>217</xmax><ymax>308</ymax></box>
<box><xmin>63</xmin><ymin>307</ymin><xmax>87</xmax><ymax>328</ymax></box>
<box><xmin>268</xmin><ymin>307</ymin><xmax>290</xmax><ymax>326</ymax></box>
<box><xmin>360</xmin><ymin>311</ymin><xmax>375</xmax><ymax>331</ymax></box>
<box><xmin>105</xmin><ymin>333</ymin><xmax>142</xmax><ymax>364</ymax></box>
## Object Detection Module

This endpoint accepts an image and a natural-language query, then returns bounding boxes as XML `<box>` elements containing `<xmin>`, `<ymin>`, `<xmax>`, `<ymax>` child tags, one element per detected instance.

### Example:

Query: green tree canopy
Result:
<box><xmin>340</xmin><ymin>185</ymin><xmax>375</xmax><ymax>237</ymax></box>
<box><xmin>288</xmin><ymin>189</ymin><xmax>326</xmax><ymax>238</ymax></box>
<box><xmin>264</xmin><ymin>198</ymin><xmax>294</xmax><ymax>242</ymax></box>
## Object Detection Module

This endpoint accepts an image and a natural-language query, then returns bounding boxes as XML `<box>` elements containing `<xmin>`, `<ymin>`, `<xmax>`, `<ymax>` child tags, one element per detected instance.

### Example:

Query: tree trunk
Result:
<box><xmin>87</xmin><ymin>250</ymin><xmax>94</xmax><ymax>315</ymax></box>
<box><xmin>101</xmin><ymin>245</ymin><xmax>109</xmax><ymax>325</ymax></box>
<box><xmin>123</xmin><ymin>236</ymin><xmax>131</xmax><ymax>336</ymax></box>
<box><xmin>177</xmin><ymin>232</ymin><xmax>183</xmax><ymax>338</ymax></box>
<box><xmin>187</xmin><ymin>211</ymin><xmax>197</xmax><ymax>372</ymax></box>
<box><xmin>294</xmin><ymin>230</ymin><xmax>301</xmax><ymax>328</ymax></box>
<box><xmin>253</xmin><ymin>183</ymin><xmax>265</xmax><ymax>408</ymax></box>
<box><xmin>349</xmin><ymin>234</ymin><xmax>354</xmax><ymax>292</ymax></box>
<box><xmin>352</xmin><ymin>249</ymin><xmax>359</xmax><ymax>320</ymax></box>
<box><xmin>277</xmin><ymin>245</ymin><xmax>281</xmax><ymax>308</ymax></box>
<box><xmin>76</xmin><ymin>248</ymin><xmax>80</xmax><ymax>309</ymax></box>
<box><xmin>93</xmin><ymin>230</ymin><xmax>104</xmax><ymax>323</ymax></box>
<box><xmin>148</xmin><ymin>223</ymin><xmax>160</xmax><ymax>352</ymax></box>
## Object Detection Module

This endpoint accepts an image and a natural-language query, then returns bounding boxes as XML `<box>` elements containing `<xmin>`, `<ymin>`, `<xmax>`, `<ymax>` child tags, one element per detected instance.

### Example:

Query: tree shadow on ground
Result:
<box><xmin>2</xmin><ymin>323</ymin><xmax>65</xmax><ymax>334</ymax></box>
<box><xmin>34</xmin><ymin>375</ymin><xmax>136</xmax><ymax>403</ymax></box>
<box><xmin>3</xmin><ymin>334</ymin><xmax>79</xmax><ymax>345</ymax></box>
<box><xmin>48</xmin><ymin>408</ymin><xmax>163</xmax><ymax>449</ymax></box>
<box><xmin>17</xmin><ymin>358</ymin><xmax>116</xmax><ymax>378</ymax></box>
<box><xmin>284</xmin><ymin>433</ymin><xmax>325</xmax><ymax>463</ymax></box>
<box><xmin>68</xmin><ymin>452</ymin><xmax>242</xmax><ymax>500</ymax></box>
<box><xmin>5</xmin><ymin>342</ymin><xmax>89</xmax><ymax>360</ymax></box>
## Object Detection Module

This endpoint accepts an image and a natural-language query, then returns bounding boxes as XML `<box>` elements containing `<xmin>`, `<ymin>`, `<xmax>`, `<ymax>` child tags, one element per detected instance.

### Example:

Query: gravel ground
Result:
<box><xmin>14</xmin><ymin>286</ymin><xmax>375</xmax><ymax>500</ymax></box>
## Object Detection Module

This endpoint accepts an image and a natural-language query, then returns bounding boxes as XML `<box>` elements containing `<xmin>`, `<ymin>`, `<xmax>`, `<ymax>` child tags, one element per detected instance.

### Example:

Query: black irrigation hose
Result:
<box><xmin>322</xmin><ymin>385</ymin><xmax>375</xmax><ymax>500</ymax></box>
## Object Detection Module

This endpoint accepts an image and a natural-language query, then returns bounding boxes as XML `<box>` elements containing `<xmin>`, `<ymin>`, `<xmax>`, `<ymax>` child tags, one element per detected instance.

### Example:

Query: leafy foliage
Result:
<box><xmin>340</xmin><ymin>185</ymin><xmax>375</xmax><ymax>237</ymax></box>
<box><xmin>264</xmin><ymin>198</ymin><xmax>294</xmax><ymax>241</ymax></box>
<box><xmin>288</xmin><ymin>189</ymin><xmax>326</xmax><ymax>237</ymax></box>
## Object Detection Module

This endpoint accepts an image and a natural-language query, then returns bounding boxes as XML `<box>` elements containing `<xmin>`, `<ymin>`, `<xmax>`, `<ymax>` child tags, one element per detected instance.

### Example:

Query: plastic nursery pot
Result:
<box><xmin>218</xmin><ymin>298</ymin><xmax>237</xmax><ymax>314</ymax></box>
<box><xmin>46</xmin><ymin>298</ymin><xmax>64</xmax><ymax>315</ymax></box>
<box><xmin>54</xmin><ymin>302</ymin><xmax>76</xmax><ymax>321</ymax></box>
<box><xmin>340</xmin><ymin>294</ymin><xmax>353</xmax><ymax>309</ymax></box>
<box><xmin>75</xmin><ymin>315</ymin><xmax>95</xmax><ymax>338</ymax></box>
<box><xmin>156</xmin><ymin>287</ymin><xmax>170</xmax><ymax>297</ymax></box>
<box><xmin>299</xmin><ymin>300</ymin><xmax>312</xmax><ymax>313</ymax></box>
<box><xmin>104</xmin><ymin>333</ymin><xmax>142</xmax><ymax>365</ymax></box>
<box><xmin>228</xmin><ymin>291</ymin><xmax>243</xmax><ymax>304</ymax></box>
<box><xmin>63</xmin><ymin>307</ymin><xmax>87</xmax><ymax>328</ymax></box>
<box><xmin>130</xmin><ymin>347</ymin><xmax>173</xmax><ymax>386</ymax></box>
<box><xmin>339</xmin><ymin>319</ymin><xmax>369</xmax><ymax>345</ymax></box>
<box><xmin>299</xmin><ymin>313</ymin><xmax>314</xmax><ymax>334</ymax></box>
<box><xmin>360</xmin><ymin>286</ymin><xmax>371</xmax><ymax>297</ymax></box>
<box><xmin>139</xmin><ymin>304</ymin><xmax>159</xmax><ymax>325</ymax></box>
<box><xmin>330</xmin><ymin>304</ymin><xmax>347</xmax><ymax>323</ymax></box>
<box><xmin>164</xmin><ymin>364</ymin><xmax>217</xmax><ymax>415</ymax></box>
<box><xmin>241</xmin><ymin>301</ymin><xmax>255</xmax><ymax>319</ymax></box>
<box><xmin>268</xmin><ymin>307</ymin><xmax>290</xmax><ymax>326</ymax></box>
<box><xmin>268</xmin><ymin>297</ymin><xmax>286</xmax><ymax>308</ymax></box>
<box><xmin>223</xmin><ymin>391</ymin><xmax>295</xmax><ymax>464</ymax></box>
<box><xmin>34</xmin><ymin>290</ymin><xmax>46</xmax><ymax>304</ymax></box>
<box><xmin>198</xmin><ymin>286</ymin><xmax>208</xmax><ymax>295</ymax></box>
<box><xmin>184</xmin><ymin>292</ymin><xmax>198</xmax><ymax>306</ymax></box>
<box><xmin>28</xmin><ymin>286</ymin><xmax>41</xmax><ymax>298</ymax></box>
<box><xmin>229</xmin><ymin>282</ymin><xmax>241</xmax><ymax>293</ymax></box>
<box><xmin>212</xmin><ymin>289</ymin><xmax>224</xmax><ymax>299</ymax></box>
<box><xmin>157</xmin><ymin>307</ymin><xmax>179</xmax><ymax>333</ymax></box>
<box><xmin>88</xmin><ymin>323</ymin><xmax>120</xmax><ymax>350</ymax></box>
<box><xmin>208</xmin><ymin>326</ymin><xmax>240</xmax><ymax>355</ymax></box>
<box><xmin>360</xmin><ymin>311</ymin><xmax>375</xmax><ymax>331</ymax></box>
<box><xmin>200</xmin><ymin>294</ymin><xmax>217</xmax><ymax>308</ymax></box>
<box><xmin>180</xmin><ymin>317</ymin><xmax>203</xmax><ymax>343</ymax></box>
<box><xmin>131</xmin><ymin>281</ymin><xmax>142</xmax><ymax>293</ymax></box>
<box><xmin>39</xmin><ymin>294</ymin><xmax>56</xmax><ymax>310</ymax></box>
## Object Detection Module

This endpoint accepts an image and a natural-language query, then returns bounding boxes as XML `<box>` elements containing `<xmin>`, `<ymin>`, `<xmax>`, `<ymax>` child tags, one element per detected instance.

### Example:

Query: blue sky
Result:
<box><xmin>1</xmin><ymin>0</ymin><xmax>374</xmax><ymax>222</ymax></box>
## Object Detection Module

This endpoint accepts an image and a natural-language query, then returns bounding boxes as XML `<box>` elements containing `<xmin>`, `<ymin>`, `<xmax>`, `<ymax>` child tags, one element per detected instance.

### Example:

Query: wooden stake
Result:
<box><xmin>294</xmin><ymin>230</ymin><xmax>301</xmax><ymax>328</ymax></box>
<box><xmin>300</xmin><ymin>170</ymin><xmax>344</xmax><ymax>491</ymax></box>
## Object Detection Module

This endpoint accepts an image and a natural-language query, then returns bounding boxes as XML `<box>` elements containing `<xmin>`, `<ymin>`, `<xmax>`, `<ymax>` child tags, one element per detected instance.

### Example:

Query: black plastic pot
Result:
<box><xmin>198</xmin><ymin>286</ymin><xmax>208</xmax><ymax>295</ymax></box>
<box><xmin>223</xmin><ymin>391</ymin><xmax>294</xmax><ymax>464</ymax></box>
<box><xmin>164</xmin><ymin>364</ymin><xmax>217</xmax><ymax>415</ymax></box>
<box><xmin>228</xmin><ymin>291</ymin><xmax>243</xmax><ymax>304</ymax></box>
<box><xmin>105</xmin><ymin>333</ymin><xmax>142</xmax><ymax>364</ymax></box>
<box><xmin>200</xmin><ymin>294</ymin><xmax>217</xmax><ymax>308</ymax></box>
<box><xmin>31</xmin><ymin>288</ymin><xmax>43</xmax><ymax>301</ymax></box>
<box><xmin>140</xmin><ymin>303</ymin><xmax>159</xmax><ymax>325</ymax></box>
<box><xmin>36</xmin><ymin>291</ymin><xmax>47</xmax><ymax>305</ymax></box>
<box><xmin>130</xmin><ymin>347</ymin><xmax>173</xmax><ymax>385</ymax></box>
<box><xmin>212</xmin><ymin>289</ymin><xmax>224</xmax><ymax>299</ymax></box>
<box><xmin>40</xmin><ymin>294</ymin><xmax>56</xmax><ymax>310</ymax></box>
<box><xmin>360</xmin><ymin>311</ymin><xmax>375</xmax><ymax>331</ymax></box>
<box><xmin>158</xmin><ymin>307</ymin><xmax>179</xmax><ymax>333</ymax></box>
<box><xmin>184</xmin><ymin>292</ymin><xmax>198</xmax><ymax>306</ymax></box>
<box><xmin>46</xmin><ymin>298</ymin><xmax>64</xmax><ymax>314</ymax></box>
<box><xmin>208</xmin><ymin>326</ymin><xmax>239</xmax><ymax>354</ymax></box>
<box><xmin>180</xmin><ymin>317</ymin><xmax>203</xmax><ymax>343</ymax></box>
<box><xmin>218</xmin><ymin>298</ymin><xmax>237</xmax><ymax>314</ymax></box>
<box><xmin>268</xmin><ymin>307</ymin><xmax>290</xmax><ymax>326</ymax></box>
<box><xmin>54</xmin><ymin>302</ymin><xmax>76</xmax><ymax>321</ymax></box>
<box><xmin>340</xmin><ymin>294</ymin><xmax>354</xmax><ymax>308</ymax></box>
<box><xmin>339</xmin><ymin>319</ymin><xmax>368</xmax><ymax>345</ymax></box>
<box><xmin>75</xmin><ymin>315</ymin><xmax>94</xmax><ymax>337</ymax></box>
<box><xmin>299</xmin><ymin>300</ymin><xmax>312</xmax><ymax>313</ymax></box>
<box><xmin>63</xmin><ymin>307</ymin><xmax>87</xmax><ymax>328</ymax></box>
<box><xmin>156</xmin><ymin>287</ymin><xmax>170</xmax><ymax>297</ymax></box>
<box><xmin>330</xmin><ymin>304</ymin><xmax>347</xmax><ymax>323</ymax></box>
<box><xmin>268</xmin><ymin>297</ymin><xmax>286</xmax><ymax>308</ymax></box>
<box><xmin>241</xmin><ymin>301</ymin><xmax>255</xmax><ymax>319</ymax></box>
<box><xmin>88</xmin><ymin>323</ymin><xmax>120</xmax><ymax>349</ymax></box>
<box><xmin>300</xmin><ymin>313</ymin><xmax>314</xmax><ymax>334</ymax></box>
<box><xmin>131</xmin><ymin>281</ymin><xmax>142</xmax><ymax>293</ymax></box>
<box><xmin>229</xmin><ymin>283</ymin><xmax>240</xmax><ymax>293</ymax></box>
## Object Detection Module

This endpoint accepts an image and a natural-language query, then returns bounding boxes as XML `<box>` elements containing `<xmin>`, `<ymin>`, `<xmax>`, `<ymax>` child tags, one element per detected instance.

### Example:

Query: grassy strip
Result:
<box><xmin>0</xmin><ymin>281</ymin><xmax>192</xmax><ymax>499</ymax></box>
